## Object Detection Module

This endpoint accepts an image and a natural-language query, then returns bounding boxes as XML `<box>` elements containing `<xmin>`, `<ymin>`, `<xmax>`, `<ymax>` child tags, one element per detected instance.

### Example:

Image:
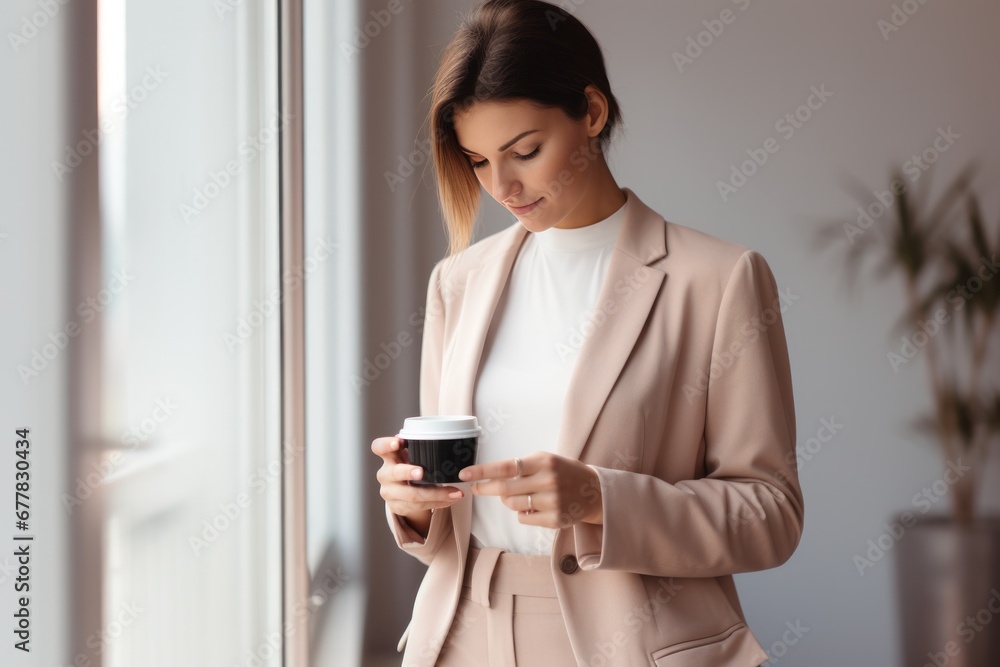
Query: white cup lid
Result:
<box><xmin>397</xmin><ymin>415</ymin><xmax>483</xmax><ymax>440</ymax></box>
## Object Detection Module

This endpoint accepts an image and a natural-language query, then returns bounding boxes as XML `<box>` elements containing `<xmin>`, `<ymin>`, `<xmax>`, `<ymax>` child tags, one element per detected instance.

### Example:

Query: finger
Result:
<box><xmin>385</xmin><ymin>482</ymin><xmax>465</xmax><ymax>505</ymax></box>
<box><xmin>500</xmin><ymin>490</ymin><xmax>550</xmax><ymax>513</ymax></box>
<box><xmin>393</xmin><ymin>496</ymin><xmax>462</xmax><ymax>516</ymax></box>
<box><xmin>376</xmin><ymin>461</ymin><xmax>418</xmax><ymax>486</ymax></box>
<box><xmin>370</xmin><ymin>436</ymin><xmax>395</xmax><ymax>456</ymax></box>
<box><xmin>472</xmin><ymin>475</ymin><xmax>535</xmax><ymax>496</ymax></box>
<box><xmin>459</xmin><ymin>456</ymin><xmax>523</xmax><ymax>482</ymax></box>
<box><xmin>371</xmin><ymin>436</ymin><xmax>404</xmax><ymax>461</ymax></box>
<box><xmin>421</xmin><ymin>485</ymin><xmax>465</xmax><ymax>501</ymax></box>
<box><xmin>472</xmin><ymin>479</ymin><xmax>514</xmax><ymax>496</ymax></box>
<box><xmin>515</xmin><ymin>508</ymin><xmax>553</xmax><ymax>526</ymax></box>
<box><xmin>391</xmin><ymin>463</ymin><xmax>427</xmax><ymax>483</ymax></box>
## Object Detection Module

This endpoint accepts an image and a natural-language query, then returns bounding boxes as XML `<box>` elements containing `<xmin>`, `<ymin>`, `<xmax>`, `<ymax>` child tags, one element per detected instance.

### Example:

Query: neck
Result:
<box><xmin>554</xmin><ymin>160</ymin><xmax>626</xmax><ymax>229</ymax></box>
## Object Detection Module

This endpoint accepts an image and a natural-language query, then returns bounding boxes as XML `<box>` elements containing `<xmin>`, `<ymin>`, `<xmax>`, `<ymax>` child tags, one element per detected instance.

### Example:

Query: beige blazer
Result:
<box><xmin>385</xmin><ymin>187</ymin><xmax>804</xmax><ymax>666</ymax></box>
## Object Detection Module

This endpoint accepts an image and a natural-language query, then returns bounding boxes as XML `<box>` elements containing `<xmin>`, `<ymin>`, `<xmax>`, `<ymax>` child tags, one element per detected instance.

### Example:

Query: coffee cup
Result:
<box><xmin>396</xmin><ymin>415</ymin><xmax>482</xmax><ymax>486</ymax></box>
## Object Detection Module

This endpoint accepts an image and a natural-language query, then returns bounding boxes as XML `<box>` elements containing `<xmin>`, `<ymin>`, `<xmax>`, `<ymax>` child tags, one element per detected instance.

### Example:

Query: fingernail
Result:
<box><xmin>458</xmin><ymin>469</ymin><xmax>470</xmax><ymax>481</ymax></box>
<box><xmin>449</xmin><ymin>490</ymin><xmax>463</xmax><ymax>499</ymax></box>
<box><xmin>410</xmin><ymin>468</ymin><xmax>422</xmax><ymax>479</ymax></box>
<box><xmin>390</xmin><ymin>440</ymin><xmax>399</xmax><ymax>450</ymax></box>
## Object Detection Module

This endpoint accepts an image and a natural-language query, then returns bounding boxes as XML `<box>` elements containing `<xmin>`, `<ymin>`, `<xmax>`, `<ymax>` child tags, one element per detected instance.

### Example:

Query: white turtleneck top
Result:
<box><xmin>470</xmin><ymin>191</ymin><xmax>630</xmax><ymax>555</ymax></box>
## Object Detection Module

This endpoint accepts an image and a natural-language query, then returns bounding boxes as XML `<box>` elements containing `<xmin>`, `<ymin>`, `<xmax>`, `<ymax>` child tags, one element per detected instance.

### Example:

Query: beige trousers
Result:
<box><xmin>435</xmin><ymin>546</ymin><xmax>577</xmax><ymax>667</ymax></box>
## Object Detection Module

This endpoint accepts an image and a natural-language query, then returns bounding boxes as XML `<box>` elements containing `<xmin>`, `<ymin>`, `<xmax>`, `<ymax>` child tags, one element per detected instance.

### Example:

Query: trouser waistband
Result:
<box><xmin>463</xmin><ymin>546</ymin><xmax>557</xmax><ymax>604</ymax></box>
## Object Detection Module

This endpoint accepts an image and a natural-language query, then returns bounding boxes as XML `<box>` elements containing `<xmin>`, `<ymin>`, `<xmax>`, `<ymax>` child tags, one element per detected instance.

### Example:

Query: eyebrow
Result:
<box><xmin>458</xmin><ymin>129</ymin><xmax>541</xmax><ymax>156</ymax></box>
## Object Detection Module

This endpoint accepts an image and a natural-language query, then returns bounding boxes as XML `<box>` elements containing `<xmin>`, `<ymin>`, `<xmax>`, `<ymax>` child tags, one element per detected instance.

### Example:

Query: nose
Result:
<box><xmin>491</xmin><ymin>163</ymin><xmax>520</xmax><ymax>204</ymax></box>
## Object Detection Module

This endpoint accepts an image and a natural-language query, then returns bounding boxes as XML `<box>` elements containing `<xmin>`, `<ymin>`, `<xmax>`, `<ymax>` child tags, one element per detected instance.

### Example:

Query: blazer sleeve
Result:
<box><xmin>383</xmin><ymin>258</ymin><xmax>454</xmax><ymax>565</ymax></box>
<box><xmin>572</xmin><ymin>249</ymin><xmax>804</xmax><ymax>578</ymax></box>
<box><xmin>384</xmin><ymin>503</ymin><xmax>453</xmax><ymax>567</ymax></box>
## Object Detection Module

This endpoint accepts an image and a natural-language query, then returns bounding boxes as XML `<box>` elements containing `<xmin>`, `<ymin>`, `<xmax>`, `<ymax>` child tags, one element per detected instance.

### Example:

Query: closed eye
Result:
<box><xmin>470</xmin><ymin>146</ymin><xmax>541</xmax><ymax>170</ymax></box>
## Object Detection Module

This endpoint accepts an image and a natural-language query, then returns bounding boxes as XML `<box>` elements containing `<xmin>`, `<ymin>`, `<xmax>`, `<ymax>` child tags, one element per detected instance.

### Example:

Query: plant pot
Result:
<box><xmin>895</xmin><ymin>514</ymin><xmax>1000</xmax><ymax>666</ymax></box>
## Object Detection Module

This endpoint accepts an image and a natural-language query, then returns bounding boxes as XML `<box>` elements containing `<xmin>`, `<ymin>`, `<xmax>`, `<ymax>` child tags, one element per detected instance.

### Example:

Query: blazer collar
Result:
<box><xmin>443</xmin><ymin>186</ymin><xmax>668</xmax><ymax>463</ymax></box>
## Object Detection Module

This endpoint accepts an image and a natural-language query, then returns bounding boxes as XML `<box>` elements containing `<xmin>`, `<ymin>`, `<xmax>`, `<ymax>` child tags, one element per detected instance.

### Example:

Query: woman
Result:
<box><xmin>371</xmin><ymin>1</ymin><xmax>804</xmax><ymax>665</ymax></box>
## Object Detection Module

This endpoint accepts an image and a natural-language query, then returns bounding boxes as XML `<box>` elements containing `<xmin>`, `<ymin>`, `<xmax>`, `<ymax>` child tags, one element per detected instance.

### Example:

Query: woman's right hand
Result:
<box><xmin>372</xmin><ymin>435</ymin><xmax>465</xmax><ymax>519</ymax></box>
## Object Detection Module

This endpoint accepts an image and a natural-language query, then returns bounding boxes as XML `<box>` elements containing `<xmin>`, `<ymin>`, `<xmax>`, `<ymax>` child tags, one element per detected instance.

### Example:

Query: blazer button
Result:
<box><xmin>559</xmin><ymin>554</ymin><xmax>579</xmax><ymax>574</ymax></box>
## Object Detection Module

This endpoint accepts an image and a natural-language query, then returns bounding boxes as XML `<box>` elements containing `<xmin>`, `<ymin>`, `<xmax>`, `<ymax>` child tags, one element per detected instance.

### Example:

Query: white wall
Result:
<box><xmin>0</xmin><ymin>2</ymin><xmax>70</xmax><ymax>664</ymax></box>
<box><xmin>368</xmin><ymin>1</ymin><xmax>1000</xmax><ymax>664</ymax></box>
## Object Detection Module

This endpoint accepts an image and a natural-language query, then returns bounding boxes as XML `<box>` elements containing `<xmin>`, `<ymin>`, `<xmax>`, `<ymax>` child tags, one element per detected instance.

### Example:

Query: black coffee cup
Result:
<box><xmin>397</xmin><ymin>415</ymin><xmax>483</xmax><ymax>486</ymax></box>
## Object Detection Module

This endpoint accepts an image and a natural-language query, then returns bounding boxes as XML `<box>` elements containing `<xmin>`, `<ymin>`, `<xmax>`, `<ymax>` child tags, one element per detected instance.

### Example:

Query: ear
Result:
<box><xmin>583</xmin><ymin>84</ymin><xmax>610</xmax><ymax>140</ymax></box>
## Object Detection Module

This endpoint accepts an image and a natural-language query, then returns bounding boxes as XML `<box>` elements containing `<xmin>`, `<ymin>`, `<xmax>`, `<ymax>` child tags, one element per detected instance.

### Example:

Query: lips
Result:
<box><xmin>507</xmin><ymin>197</ymin><xmax>542</xmax><ymax>213</ymax></box>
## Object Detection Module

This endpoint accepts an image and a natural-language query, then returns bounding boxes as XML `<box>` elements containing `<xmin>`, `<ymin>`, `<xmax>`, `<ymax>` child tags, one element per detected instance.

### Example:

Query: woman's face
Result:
<box><xmin>452</xmin><ymin>89</ymin><xmax>609</xmax><ymax>232</ymax></box>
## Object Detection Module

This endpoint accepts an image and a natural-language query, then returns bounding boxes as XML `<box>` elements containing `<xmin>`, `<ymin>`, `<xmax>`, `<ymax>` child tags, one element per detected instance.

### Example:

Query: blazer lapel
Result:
<box><xmin>442</xmin><ymin>187</ymin><xmax>668</xmax><ymax>558</ymax></box>
<box><xmin>556</xmin><ymin>189</ymin><xmax>668</xmax><ymax>462</ymax></box>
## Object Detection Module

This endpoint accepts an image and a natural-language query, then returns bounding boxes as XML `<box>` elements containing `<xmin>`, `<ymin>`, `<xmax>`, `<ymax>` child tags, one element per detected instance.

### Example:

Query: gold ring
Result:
<box><xmin>527</xmin><ymin>493</ymin><xmax>533</xmax><ymax>513</ymax></box>
<box><xmin>514</xmin><ymin>457</ymin><xmax>522</xmax><ymax>478</ymax></box>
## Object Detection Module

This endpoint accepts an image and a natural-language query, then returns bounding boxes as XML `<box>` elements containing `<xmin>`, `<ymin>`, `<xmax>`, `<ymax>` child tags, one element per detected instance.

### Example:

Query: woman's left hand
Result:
<box><xmin>458</xmin><ymin>452</ymin><xmax>603</xmax><ymax>528</ymax></box>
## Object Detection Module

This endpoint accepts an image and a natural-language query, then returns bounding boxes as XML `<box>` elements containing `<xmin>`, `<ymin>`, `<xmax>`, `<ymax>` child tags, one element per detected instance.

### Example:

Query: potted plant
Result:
<box><xmin>815</xmin><ymin>162</ymin><xmax>1000</xmax><ymax>665</ymax></box>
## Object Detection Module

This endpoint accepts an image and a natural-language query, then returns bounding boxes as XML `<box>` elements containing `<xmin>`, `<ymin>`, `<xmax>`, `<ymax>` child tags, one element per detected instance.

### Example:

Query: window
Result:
<box><xmin>88</xmin><ymin>1</ymin><xmax>283</xmax><ymax>664</ymax></box>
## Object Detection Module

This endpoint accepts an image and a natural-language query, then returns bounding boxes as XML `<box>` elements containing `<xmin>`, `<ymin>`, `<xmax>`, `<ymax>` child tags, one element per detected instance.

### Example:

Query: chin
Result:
<box><xmin>517</xmin><ymin>216</ymin><xmax>550</xmax><ymax>233</ymax></box>
<box><xmin>518</xmin><ymin>206</ymin><xmax>554</xmax><ymax>229</ymax></box>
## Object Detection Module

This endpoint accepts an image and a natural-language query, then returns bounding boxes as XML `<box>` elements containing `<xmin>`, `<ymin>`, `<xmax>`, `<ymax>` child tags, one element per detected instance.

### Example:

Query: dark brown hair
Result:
<box><xmin>427</xmin><ymin>0</ymin><xmax>624</xmax><ymax>256</ymax></box>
